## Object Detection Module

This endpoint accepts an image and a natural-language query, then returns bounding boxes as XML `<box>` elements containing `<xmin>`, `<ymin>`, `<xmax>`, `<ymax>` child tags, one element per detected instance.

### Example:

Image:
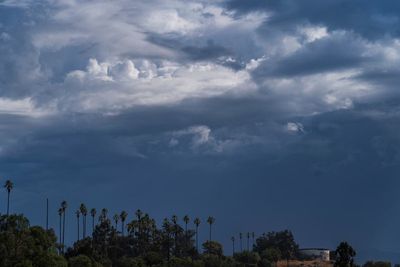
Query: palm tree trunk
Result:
<box><xmin>7</xmin><ymin>191</ymin><xmax>10</xmax><ymax>216</ymax></box>
<box><xmin>46</xmin><ymin>198</ymin><xmax>49</xmax><ymax>231</ymax></box>
<box><xmin>196</xmin><ymin>226</ymin><xmax>199</xmax><ymax>252</ymax></box>
<box><xmin>59</xmin><ymin>214</ymin><xmax>62</xmax><ymax>254</ymax></box>
<box><xmin>209</xmin><ymin>224</ymin><xmax>212</xmax><ymax>241</ymax></box>
<box><xmin>82</xmin><ymin>216</ymin><xmax>84</xmax><ymax>239</ymax></box>
<box><xmin>92</xmin><ymin>216</ymin><xmax>95</xmax><ymax>235</ymax></box>
<box><xmin>77</xmin><ymin>216</ymin><xmax>80</xmax><ymax>242</ymax></box>
<box><xmin>62</xmin><ymin>212</ymin><xmax>66</xmax><ymax>254</ymax></box>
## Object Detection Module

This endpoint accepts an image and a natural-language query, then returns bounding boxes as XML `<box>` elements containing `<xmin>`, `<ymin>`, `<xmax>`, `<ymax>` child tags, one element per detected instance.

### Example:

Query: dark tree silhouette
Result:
<box><xmin>120</xmin><ymin>211</ymin><xmax>127</xmax><ymax>236</ymax></box>
<box><xmin>4</xmin><ymin>180</ymin><xmax>13</xmax><ymax>216</ymax></box>
<box><xmin>231</xmin><ymin>236</ymin><xmax>235</xmax><ymax>254</ymax></box>
<box><xmin>207</xmin><ymin>216</ymin><xmax>215</xmax><ymax>242</ymax></box>
<box><xmin>90</xmin><ymin>208</ymin><xmax>96</xmax><ymax>234</ymax></box>
<box><xmin>61</xmin><ymin>200</ymin><xmax>68</xmax><ymax>254</ymax></box>
<box><xmin>335</xmin><ymin>241</ymin><xmax>356</xmax><ymax>267</ymax></box>
<box><xmin>194</xmin><ymin>217</ymin><xmax>200</xmax><ymax>252</ymax></box>
<box><xmin>113</xmin><ymin>213</ymin><xmax>119</xmax><ymax>229</ymax></box>
<box><xmin>240</xmin><ymin>233</ymin><xmax>243</xmax><ymax>252</ymax></box>
<box><xmin>76</xmin><ymin>210</ymin><xmax>80</xmax><ymax>241</ymax></box>
<box><xmin>247</xmin><ymin>232</ymin><xmax>250</xmax><ymax>251</ymax></box>
<box><xmin>79</xmin><ymin>203</ymin><xmax>87</xmax><ymax>239</ymax></box>
<box><xmin>58</xmin><ymin>207</ymin><xmax>63</xmax><ymax>254</ymax></box>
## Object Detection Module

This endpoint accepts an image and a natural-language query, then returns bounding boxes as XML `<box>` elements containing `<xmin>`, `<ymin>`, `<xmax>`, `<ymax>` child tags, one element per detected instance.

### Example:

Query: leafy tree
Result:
<box><xmin>335</xmin><ymin>242</ymin><xmax>356</xmax><ymax>267</ymax></box>
<box><xmin>260</xmin><ymin>247</ymin><xmax>281</xmax><ymax>263</ymax></box>
<box><xmin>254</xmin><ymin>230</ymin><xmax>298</xmax><ymax>261</ymax></box>
<box><xmin>233</xmin><ymin>250</ymin><xmax>261</xmax><ymax>266</ymax></box>
<box><xmin>0</xmin><ymin>215</ymin><xmax>65</xmax><ymax>267</ymax></box>
<box><xmin>363</xmin><ymin>261</ymin><xmax>391</xmax><ymax>267</ymax></box>
<box><xmin>68</xmin><ymin>255</ymin><xmax>93</xmax><ymax>267</ymax></box>
<box><xmin>202</xmin><ymin>241</ymin><xmax>223</xmax><ymax>257</ymax></box>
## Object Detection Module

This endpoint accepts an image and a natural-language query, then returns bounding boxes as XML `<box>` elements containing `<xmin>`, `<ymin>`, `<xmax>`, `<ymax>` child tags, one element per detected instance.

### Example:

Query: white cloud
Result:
<box><xmin>286</xmin><ymin>122</ymin><xmax>304</xmax><ymax>133</ymax></box>
<box><xmin>59</xmin><ymin>58</ymin><xmax>255</xmax><ymax>113</ymax></box>
<box><xmin>0</xmin><ymin>98</ymin><xmax>50</xmax><ymax>117</ymax></box>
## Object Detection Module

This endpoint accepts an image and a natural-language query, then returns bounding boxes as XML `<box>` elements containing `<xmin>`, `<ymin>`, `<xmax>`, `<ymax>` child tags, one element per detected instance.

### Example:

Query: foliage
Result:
<box><xmin>363</xmin><ymin>261</ymin><xmax>391</xmax><ymax>267</ymax></box>
<box><xmin>233</xmin><ymin>251</ymin><xmax>261</xmax><ymax>266</ymax></box>
<box><xmin>254</xmin><ymin>230</ymin><xmax>299</xmax><ymax>260</ymax></box>
<box><xmin>68</xmin><ymin>255</ymin><xmax>93</xmax><ymax>267</ymax></box>
<box><xmin>0</xmin><ymin>214</ymin><xmax>67</xmax><ymax>267</ymax></box>
<box><xmin>334</xmin><ymin>242</ymin><xmax>356</xmax><ymax>267</ymax></box>
<box><xmin>202</xmin><ymin>241</ymin><xmax>223</xmax><ymax>257</ymax></box>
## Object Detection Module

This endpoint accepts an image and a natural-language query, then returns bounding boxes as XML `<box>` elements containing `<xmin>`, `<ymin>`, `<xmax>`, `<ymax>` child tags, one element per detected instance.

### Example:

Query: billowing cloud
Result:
<box><xmin>2</xmin><ymin>0</ymin><xmax>400</xmax><ymax>261</ymax></box>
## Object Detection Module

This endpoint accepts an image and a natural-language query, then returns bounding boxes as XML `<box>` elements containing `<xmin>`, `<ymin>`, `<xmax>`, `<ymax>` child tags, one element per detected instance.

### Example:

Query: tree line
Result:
<box><xmin>0</xmin><ymin>179</ymin><xmax>388</xmax><ymax>267</ymax></box>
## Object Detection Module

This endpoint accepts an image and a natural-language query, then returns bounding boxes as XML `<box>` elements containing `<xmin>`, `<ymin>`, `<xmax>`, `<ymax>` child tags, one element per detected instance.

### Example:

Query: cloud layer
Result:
<box><xmin>2</xmin><ymin>0</ymin><xmax>400</xmax><ymax>261</ymax></box>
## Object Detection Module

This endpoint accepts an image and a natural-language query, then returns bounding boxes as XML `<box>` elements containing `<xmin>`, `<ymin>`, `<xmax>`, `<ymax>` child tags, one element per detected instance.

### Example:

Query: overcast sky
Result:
<box><xmin>1</xmin><ymin>0</ymin><xmax>400</xmax><ymax>262</ymax></box>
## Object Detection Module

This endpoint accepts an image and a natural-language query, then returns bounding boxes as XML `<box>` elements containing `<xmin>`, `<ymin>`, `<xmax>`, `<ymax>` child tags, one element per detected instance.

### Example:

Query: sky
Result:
<box><xmin>1</xmin><ymin>0</ymin><xmax>400</xmax><ymax>262</ymax></box>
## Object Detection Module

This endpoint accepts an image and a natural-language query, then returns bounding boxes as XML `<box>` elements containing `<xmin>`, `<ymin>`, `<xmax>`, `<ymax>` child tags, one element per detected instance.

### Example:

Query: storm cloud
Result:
<box><xmin>1</xmin><ymin>0</ymin><xmax>400</xmax><ymax>262</ymax></box>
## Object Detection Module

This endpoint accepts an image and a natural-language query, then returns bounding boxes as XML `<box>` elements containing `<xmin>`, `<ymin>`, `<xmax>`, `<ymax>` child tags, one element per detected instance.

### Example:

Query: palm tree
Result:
<box><xmin>61</xmin><ymin>201</ymin><xmax>67</xmax><ymax>253</ymax></box>
<box><xmin>247</xmin><ymin>232</ymin><xmax>250</xmax><ymax>251</ymax></box>
<box><xmin>207</xmin><ymin>216</ymin><xmax>215</xmax><ymax>242</ymax></box>
<box><xmin>252</xmin><ymin>232</ymin><xmax>255</xmax><ymax>248</ymax></box>
<box><xmin>183</xmin><ymin>215</ymin><xmax>189</xmax><ymax>235</ymax></box>
<box><xmin>194</xmin><ymin>218</ymin><xmax>200</xmax><ymax>252</ymax></box>
<box><xmin>113</xmin><ymin>214</ymin><xmax>119</xmax><ymax>229</ymax></box>
<box><xmin>76</xmin><ymin>210</ymin><xmax>80</xmax><ymax>241</ymax></box>
<box><xmin>4</xmin><ymin>180</ymin><xmax>13</xmax><ymax>216</ymax></box>
<box><xmin>231</xmin><ymin>236</ymin><xmax>235</xmax><ymax>254</ymax></box>
<box><xmin>171</xmin><ymin>215</ymin><xmax>178</xmax><ymax>255</ymax></box>
<box><xmin>79</xmin><ymin>203</ymin><xmax>87</xmax><ymax>239</ymax></box>
<box><xmin>90</xmin><ymin>208</ymin><xmax>96</xmax><ymax>234</ymax></box>
<box><xmin>183</xmin><ymin>215</ymin><xmax>190</xmax><ymax>249</ymax></box>
<box><xmin>239</xmin><ymin>233</ymin><xmax>243</xmax><ymax>252</ymax></box>
<box><xmin>58</xmin><ymin>208</ymin><xmax>63</xmax><ymax>254</ymax></box>
<box><xmin>120</xmin><ymin>211</ymin><xmax>128</xmax><ymax>236</ymax></box>
<box><xmin>100</xmin><ymin>208</ymin><xmax>108</xmax><ymax>222</ymax></box>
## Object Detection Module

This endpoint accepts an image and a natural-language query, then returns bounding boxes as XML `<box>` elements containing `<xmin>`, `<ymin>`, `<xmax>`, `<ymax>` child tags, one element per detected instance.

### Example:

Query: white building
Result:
<box><xmin>298</xmin><ymin>248</ymin><xmax>330</xmax><ymax>261</ymax></box>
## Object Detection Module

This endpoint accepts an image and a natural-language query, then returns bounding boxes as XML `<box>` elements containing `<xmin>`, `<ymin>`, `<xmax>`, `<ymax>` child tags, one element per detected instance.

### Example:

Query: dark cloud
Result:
<box><xmin>226</xmin><ymin>0</ymin><xmax>400</xmax><ymax>39</ymax></box>
<box><xmin>254</xmin><ymin>32</ymin><xmax>369</xmax><ymax>78</ymax></box>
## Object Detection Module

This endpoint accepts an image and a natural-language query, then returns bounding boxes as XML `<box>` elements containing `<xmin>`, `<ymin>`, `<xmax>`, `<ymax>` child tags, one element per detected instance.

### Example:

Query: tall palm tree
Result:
<box><xmin>183</xmin><ymin>215</ymin><xmax>189</xmax><ymax>235</ymax></box>
<box><xmin>239</xmin><ymin>233</ymin><xmax>243</xmax><ymax>252</ymax></box>
<box><xmin>120</xmin><ymin>211</ymin><xmax>128</xmax><ymax>236</ymax></box>
<box><xmin>4</xmin><ymin>180</ymin><xmax>13</xmax><ymax>216</ymax></box>
<box><xmin>61</xmin><ymin>200</ymin><xmax>67</xmax><ymax>253</ymax></box>
<box><xmin>183</xmin><ymin>215</ymin><xmax>190</xmax><ymax>249</ymax></box>
<box><xmin>231</xmin><ymin>236</ymin><xmax>235</xmax><ymax>254</ymax></box>
<box><xmin>100</xmin><ymin>208</ymin><xmax>108</xmax><ymax>222</ymax></box>
<box><xmin>252</xmin><ymin>232</ymin><xmax>255</xmax><ymax>249</ymax></box>
<box><xmin>76</xmin><ymin>210</ymin><xmax>80</xmax><ymax>241</ymax></box>
<box><xmin>90</xmin><ymin>208</ymin><xmax>96</xmax><ymax>234</ymax></box>
<box><xmin>135</xmin><ymin>209</ymin><xmax>143</xmax><ymax>233</ymax></box>
<box><xmin>113</xmin><ymin>214</ymin><xmax>119</xmax><ymax>230</ymax></box>
<box><xmin>79</xmin><ymin>203</ymin><xmax>87</xmax><ymax>239</ymax></box>
<box><xmin>58</xmin><ymin>208</ymin><xmax>63</xmax><ymax>254</ymax></box>
<box><xmin>247</xmin><ymin>232</ymin><xmax>250</xmax><ymax>251</ymax></box>
<box><xmin>171</xmin><ymin>215</ymin><xmax>178</xmax><ymax>255</ymax></box>
<box><xmin>207</xmin><ymin>216</ymin><xmax>215</xmax><ymax>242</ymax></box>
<box><xmin>194</xmin><ymin>218</ymin><xmax>200</xmax><ymax>252</ymax></box>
